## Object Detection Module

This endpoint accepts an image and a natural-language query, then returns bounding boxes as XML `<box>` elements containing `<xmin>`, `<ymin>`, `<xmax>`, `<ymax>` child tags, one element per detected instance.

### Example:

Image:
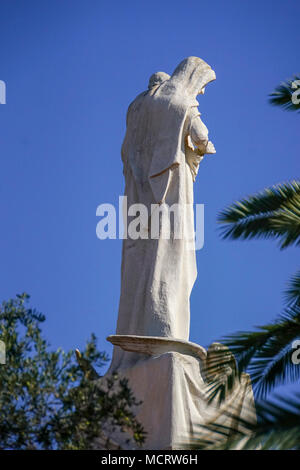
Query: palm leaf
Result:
<box><xmin>218</xmin><ymin>181</ymin><xmax>300</xmax><ymax>249</ymax></box>
<box><xmin>203</xmin><ymin>343</ymin><xmax>240</xmax><ymax>404</ymax></box>
<box><xmin>224</xmin><ymin>304</ymin><xmax>300</xmax><ymax>396</ymax></box>
<box><xmin>285</xmin><ymin>270</ymin><xmax>300</xmax><ymax>307</ymax></box>
<box><xmin>186</xmin><ymin>392</ymin><xmax>300</xmax><ymax>450</ymax></box>
<box><xmin>205</xmin><ymin>282</ymin><xmax>300</xmax><ymax>402</ymax></box>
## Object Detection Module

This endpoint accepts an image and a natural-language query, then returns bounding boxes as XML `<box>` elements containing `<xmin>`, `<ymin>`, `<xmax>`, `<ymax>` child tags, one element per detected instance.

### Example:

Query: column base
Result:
<box><xmin>100</xmin><ymin>336</ymin><xmax>256</xmax><ymax>450</ymax></box>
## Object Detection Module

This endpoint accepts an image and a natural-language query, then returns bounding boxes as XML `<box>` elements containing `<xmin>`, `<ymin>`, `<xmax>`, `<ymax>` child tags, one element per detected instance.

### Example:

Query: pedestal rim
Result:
<box><xmin>107</xmin><ymin>334</ymin><xmax>207</xmax><ymax>361</ymax></box>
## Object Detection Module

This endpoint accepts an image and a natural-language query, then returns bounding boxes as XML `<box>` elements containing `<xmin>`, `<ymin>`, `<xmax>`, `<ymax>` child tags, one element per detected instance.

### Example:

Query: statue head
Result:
<box><xmin>169</xmin><ymin>56</ymin><xmax>216</xmax><ymax>97</ymax></box>
<box><xmin>148</xmin><ymin>71</ymin><xmax>170</xmax><ymax>90</ymax></box>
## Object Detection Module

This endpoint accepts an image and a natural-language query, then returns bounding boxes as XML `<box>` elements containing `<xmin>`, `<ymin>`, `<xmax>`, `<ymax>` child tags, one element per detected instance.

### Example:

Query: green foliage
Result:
<box><xmin>213</xmin><ymin>187</ymin><xmax>300</xmax><ymax>401</ymax></box>
<box><xmin>196</xmin><ymin>78</ymin><xmax>300</xmax><ymax>449</ymax></box>
<box><xmin>202</xmin><ymin>273</ymin><xmax>300</xmax><ymax>401</ymax></box>
<box><xmin>0</xmin><ymin>293</ymin><xmax>145</xmax><ymax>449</ymax></box>
<box><xmin>203</xmin><ymin>343</ymin><xmax>239</xmax><ymax>405</ymax></box>
<box><xmin>189</xmin><ymin>392</ymin><xmax>300</xmax><ymax>450</ymax></box>
<box><xmin>218</xmin><ymin>180</ymin><xmax>300</xmax><ymax>249</ymax></box>
<box><xmin>222</xmin><ymin>273</ymin><xmax>300</xmax><ymax>396</ymax></box>
<box><xmin>208</xmin><ymin>183</ymin><xmax>300</xmax><ymax>447</ymax></box>
<box><xmin>215</xmin><ymin>177</ymin><xmax>300</xmax><ymax>398</ymax></box>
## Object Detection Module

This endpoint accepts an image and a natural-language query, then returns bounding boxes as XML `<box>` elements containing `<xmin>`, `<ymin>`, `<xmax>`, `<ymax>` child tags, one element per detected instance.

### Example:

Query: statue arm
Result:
<box><xmin>185</xmin><ymin>108</ymin><xmax>216</xmax><ymax>181</ymax></box>
<box><xmin>189</xmin><ymin>108</ymin><xmax>215</xmax><ymax>154</ymax></box>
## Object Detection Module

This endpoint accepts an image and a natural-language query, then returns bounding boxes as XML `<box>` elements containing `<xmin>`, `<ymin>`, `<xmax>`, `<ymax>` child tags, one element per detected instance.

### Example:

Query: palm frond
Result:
<box><xmin>247</xmin><ymin>343</ymin><xmax>300</xmax><ymax>396</ymax></box>
<box><xmin>225</xmin><ymin>303</ymin><xmax>300</xmax><ymax>395</ymax></box>
<box><xmin>218</xmin><ymin>181</ymin><xmax>300</xmax><ymax>249</ymax></box>
<box><xmin>205</xmin><ymin>300</ymin><xmax>300</xmax><ymax>402</ymax></box>
<box><xmin>269</xmin><ymin>76</ymin><xmax>300</xmax><ymax>112</ymax></box>
<box><xmin>285</xmin><ymin>270</ymin><xmax>300</xmax><ymax>307</ymax></box>
<box><xmin>186</xmin><ymin>392</ymin><xmax>300</xmax><ymax>450</ymax></box>
<box><xmin>203</xmin><ymin>343</ymin><xmax>239</xmax><ymax>404</ymax></box>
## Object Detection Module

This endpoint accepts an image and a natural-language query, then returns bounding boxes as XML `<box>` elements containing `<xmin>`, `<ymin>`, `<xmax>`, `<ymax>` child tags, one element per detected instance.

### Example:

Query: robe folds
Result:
<box><xmin>109</xmin><ymin>58</ymin><xmax>216</xmax><ymax>371</ymax></box>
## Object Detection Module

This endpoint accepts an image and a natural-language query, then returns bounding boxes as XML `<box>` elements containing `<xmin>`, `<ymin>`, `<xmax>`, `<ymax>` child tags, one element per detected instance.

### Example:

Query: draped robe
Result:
<box><xmin>109</xmin><ymin>58</ymin><xmax>216</xmax><ymax>371</ymax></box>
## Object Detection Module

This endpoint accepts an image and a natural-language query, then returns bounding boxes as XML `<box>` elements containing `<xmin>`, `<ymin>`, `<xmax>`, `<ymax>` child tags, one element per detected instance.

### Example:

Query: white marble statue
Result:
<box><xmin>101</xmin><ymin>58</ymin><xmax>256</xmax><ymax>450</ymax></box>
<box><xmin>109</xmin><ymin>57</ymin><xmax>216</xmax><ymax>372</ymax></box>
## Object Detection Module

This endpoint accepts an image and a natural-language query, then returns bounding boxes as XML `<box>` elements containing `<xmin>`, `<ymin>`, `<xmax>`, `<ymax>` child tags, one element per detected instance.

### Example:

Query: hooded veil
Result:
<box><xmin>109</xmin><ymin>57</ymin><xmax>216</xmax><ymax>372</ymax></box>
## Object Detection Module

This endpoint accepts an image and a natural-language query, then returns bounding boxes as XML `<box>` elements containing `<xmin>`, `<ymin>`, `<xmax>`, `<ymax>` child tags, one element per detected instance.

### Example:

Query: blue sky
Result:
<box><xmin>0</xmin><ymin>0</ymin><xmax>299</xmax><ymax>377</ymax></box>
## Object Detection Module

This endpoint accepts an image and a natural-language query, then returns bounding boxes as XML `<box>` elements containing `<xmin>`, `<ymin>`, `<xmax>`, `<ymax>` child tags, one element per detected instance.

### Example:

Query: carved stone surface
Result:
<box><xmin>109</xmin><ymin>57</ymin><xmax>216</xmax><ymax>372</ymax></box>
<box><xmin>107</xmin><ymin>334</ymin><xmax>207</xmax><ymax>362</ymax></box>
<box><xmin>102</xmin><ymin>351</ymin><xmax>255</xmax><ymax>450</ymax></box>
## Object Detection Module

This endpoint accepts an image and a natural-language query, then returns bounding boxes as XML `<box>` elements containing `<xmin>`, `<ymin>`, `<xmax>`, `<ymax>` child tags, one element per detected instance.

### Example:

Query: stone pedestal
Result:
<box><xmin>102</xmin><ymin>336</ymin><xmax>255</xmax><ymax>450</ymax></box>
